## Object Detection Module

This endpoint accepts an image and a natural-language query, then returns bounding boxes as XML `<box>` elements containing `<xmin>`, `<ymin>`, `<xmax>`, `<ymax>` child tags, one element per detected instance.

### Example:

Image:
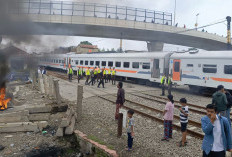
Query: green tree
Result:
<box><xmin>80</xmin><ymin>41</ymin><xmax>92</xmax><ymax>45</ymax></box>
<box><xmin>101</xmin><ymin>48</ymin><xmax>105</xmax><ymax>52</ymax></box>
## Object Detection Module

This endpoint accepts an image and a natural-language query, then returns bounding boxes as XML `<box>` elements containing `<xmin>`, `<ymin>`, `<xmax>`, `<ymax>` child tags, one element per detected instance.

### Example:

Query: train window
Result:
<box><xmin>108</xmin><ymin>61</ymin><xmax>113</xmax><ymax>67</ymax></box>
<box><xmin>203</xmin><ymin>64</ymin><xmax>217</xmax><ymax>73</ymax></box>
<box><xmin>85</xmin><ymin>61</ymin><xmax>88</xmax><ymax>65</ymax></box>
<box><xmin>96</xmin><ymin>61</ymin><xmax>100</xmax><ymax>66</ymax></box>
<box><xmin>187</xmin><ymin>64</ymin><xmax>193</xmax><ymax>67</ymax></box>
<box><xmin>123</xmin><ymin>62</ymin><xmax>130</xmax><ymax>68</ymax></box>
<box><xmin>56</xmin><ymin>60</ymin><xmax>58</xmax><ymax>63</ymax></box>
<box><xmin>132</xmin><ymin>62</ymin><xmax>139</xmax><ymax>69</ymax></box>
<box><xmin>142</xmin><ymin>63</ymin><xmax>150</xmax><ymax>69</ymax></box>
<box><xmin>224</xmin><ymin>65</ymin><xmax>232</xmax><ymax>74</ymax></box>
<box><xmin>90</xmin><ymin>61</ymin><xmax>94</xmax><ymax>66</ymax></box>
<box><xmin>80</xmin><ymin>60</ymin><xmax>83</xmax><ymax>65</ymax></box>
<box><xmin>59</xmin><ymin>60</ymin><xmax>61</xmax><ymax>63</ymax></box>
<box><xmin>116</xmin><ymin>62</ymin><xmax>121</xmax><ymax>67</ymax></box>
<box><xmin>174</xmin><ymin>62</ymin><xmax>180</xmax><ymax>72</ymax></box>
<box><xmin>154</xmin><ymin>59</ymin><xmax>159</xmax><ymax>69</ymax></box>
<box><xmin>75</xmin><ymin>60</ymin><xmax>79</xmax><ymax>65</ymax></box>
<box><xmin>62</xmin><ymin>60</ymin><xmax>64</xmax><ymax>63</ymax></box>
<box><xmin>102</xmin><ymin>61</ymin><xmax>106</xmax><ymax>66</ymax></box>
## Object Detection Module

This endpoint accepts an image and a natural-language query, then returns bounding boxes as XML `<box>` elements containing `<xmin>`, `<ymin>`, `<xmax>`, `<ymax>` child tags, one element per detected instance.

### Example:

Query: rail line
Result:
<box><xmin>47</xmin><ymin>70</ymin><xmax>204</xmax><ymax>139</ymax></box>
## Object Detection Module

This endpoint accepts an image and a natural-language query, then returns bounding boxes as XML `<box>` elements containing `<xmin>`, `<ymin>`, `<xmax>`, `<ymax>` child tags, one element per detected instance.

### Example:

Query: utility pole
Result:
<box><xmin>226</xmin><ymin>16</ymin><xmax>231</xmax><ymax>50</ymax></box>
<box><xmin>174</xmin><ymin>0</ymin><xmax>176</xmax><ymax>26</ymax></box>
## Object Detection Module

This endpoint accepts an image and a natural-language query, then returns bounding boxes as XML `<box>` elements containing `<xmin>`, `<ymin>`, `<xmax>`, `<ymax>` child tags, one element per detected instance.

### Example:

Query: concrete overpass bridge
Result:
<box><xmin>0</xmin><ymin>0</ymin><xmax>229</xmax><ymax>51</ymax></box>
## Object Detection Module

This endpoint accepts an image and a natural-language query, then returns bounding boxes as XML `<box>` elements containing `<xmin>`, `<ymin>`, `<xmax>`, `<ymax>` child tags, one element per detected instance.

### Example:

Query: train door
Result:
<box><xmin>152</xmin><ymin>59</ymin><xmax>160</xmax><ymax>78</ymax></box>
<box><xmin>173</xmin><ymin>59</ymin><xmax>181</xmax><ymax>81</ymax></box>
<box><xmin>63</xmin><ymin>58</ymin><xmax>66</xmax><ymax>68</ymax></box>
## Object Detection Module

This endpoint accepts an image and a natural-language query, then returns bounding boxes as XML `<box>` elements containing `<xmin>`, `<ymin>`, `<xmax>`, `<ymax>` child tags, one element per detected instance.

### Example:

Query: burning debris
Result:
<box><xmin>0</xmin><ymin>83</ymin><xmax>11</xmax><ymax>111</ymax></box>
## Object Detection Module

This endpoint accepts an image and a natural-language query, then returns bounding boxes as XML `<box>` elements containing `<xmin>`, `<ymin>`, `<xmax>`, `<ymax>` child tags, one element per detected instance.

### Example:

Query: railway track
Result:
<box><xmin>98</xmin><ymin>95</ymin><xmax>204</xmax><ymax>139</ymax></box>
<box><xmin>47</xmin><ymin>70</ymin><xmax>204</xmax><ymax>139</ymax></box>
<box><xmin>129</xmin><ymin>93</ymin><xmax>206</xmax><ymax>115</ymax></box>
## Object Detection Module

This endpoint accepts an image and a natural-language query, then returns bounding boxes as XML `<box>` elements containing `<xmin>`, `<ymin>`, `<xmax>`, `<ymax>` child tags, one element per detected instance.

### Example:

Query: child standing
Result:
<box><xmin>179</xmin><ymin>98</ymin><xmax>189</xmax><ymax>147</ymax></box>
<box><xmin>126</xmin><ymin>109</ymin><xmax>135</xmax><ymax>151</ymax></box>
<box><xmin>161</xmin><ymin>95</ymin><xmax>174</xmax><ymax>141</ymax></box>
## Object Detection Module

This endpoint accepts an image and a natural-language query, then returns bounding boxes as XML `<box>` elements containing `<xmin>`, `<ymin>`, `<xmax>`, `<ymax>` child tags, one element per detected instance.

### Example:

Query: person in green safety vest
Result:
<box><xmin>160</xmin><ymin>75</ymin><xmax>166</xmax><ymax>96</ymax></box>
<box><xmin>111</xmin><ymin>67</ymin><xmax>116</xmax><ymax>85</ymax></box>
<box><xmin>103</xmin><ymin>67</ymin><xmax>107</xmax><ymax>83</ymax></box>
<box><xmin>107</xmin><ymin>67</ymin><xmax>112</xmax><ymax>83</ymax></box>
<box><xmin>97</xmin><ymin>66</ymin><xmax>101</xmax><ymax>82</ymax></box>
<box><xmin>77</xmin><ymin>67</ymin><xmax>82</xmax><ymax>83</ymax></box>
<box><xmin>168</xmin><ymin>75</ymin><xmax>173</xmax><ymax>95</ymax></box>
<box><xmin>85</xmin><ymin>67</ymin><xmax>91</xmax><ymax>85</ymax></box>
<box><xmin>67</xmin><ymin>67</ymin><xmax>73</xmax><ymax>82</ymax></box>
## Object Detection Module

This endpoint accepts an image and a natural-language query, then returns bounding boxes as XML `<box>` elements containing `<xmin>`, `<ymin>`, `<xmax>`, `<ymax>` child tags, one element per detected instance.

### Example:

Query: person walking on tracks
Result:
<box><xmin>201</xmin><ymin>104</ymin><xmax>232</xmax><ymax>157</ymax></box>
<box><xmin>67</xmin><ymin>67</ymin><xmax>73</xmax><ymax>82</ymax></box>
<box><xmin>115</xmin><ymin>81</ymin><xmax>125</xmax><ymax>120</ymax></box>
<box><xmin>107</xmin><ymin>67</ymin><xmax>112</xmax><ymax>83</ymax></box>
<box><xmin>212</xmin><ymin>85</ymin><xmax>228</xmax><ymax>117</ymax></box>
<box><xmin>167</xmin><ymin>75</ymin><xmax>172</xmax><ymax>95</ymax></box>
<box><xmin>85</xmin><ymin>67</ymin><xmax>91</xmax><ymax>85</ymax></box>
<box><xmin>94</xmin><ymin>67</ymin><xmax>98</xmax><ymax>84</ymax></box>
<box><xmin>77</xmin><ymin>67</ymin><xmax>82</xmax><ymax>83</ymax></box>
<box><xmin>88</xmin><ymin>68</ymin><xmax>95</xmax><ymax>86</ymax></box>
<box><xmin>161</xmin><ymin>95</ymin><xmax>174</xmax><ymax>141</ymax></box>
<box><xmin>97</xmin><ymin>66</ymin><xmax>101</xmax><ymax>82</ymax></box>
<box><xmin>160</xmin><ymin>75</ymin><xmax>166</xmax><ymax>96</ymax></box>
<box><xmin>103</xmin><ymin>67</ymin><xmax>107</xmax><ymax>83</ymax></box>
<box><xmin>97</xmin><ymin>68</ymin><xmax>104</xmax><ymax>88</ymax></box>
<box><xmin>111</xmin><ymin>67</ymin><xmax>116</xmax><ymax>85</ymax></box>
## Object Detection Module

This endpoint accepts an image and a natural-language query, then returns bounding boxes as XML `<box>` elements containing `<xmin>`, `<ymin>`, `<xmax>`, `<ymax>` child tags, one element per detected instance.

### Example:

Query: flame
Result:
<box><xmin>0</xmin><ymin>88</ymin><xmax>11</xmax><ymax>110</ymax></box>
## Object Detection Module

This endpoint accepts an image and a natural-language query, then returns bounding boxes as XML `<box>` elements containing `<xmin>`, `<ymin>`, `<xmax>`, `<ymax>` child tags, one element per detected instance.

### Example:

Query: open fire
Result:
<box><xmin>0</xmin><ymin>87</ymin><xmax>11</xmax><ymax>110</ymax></box>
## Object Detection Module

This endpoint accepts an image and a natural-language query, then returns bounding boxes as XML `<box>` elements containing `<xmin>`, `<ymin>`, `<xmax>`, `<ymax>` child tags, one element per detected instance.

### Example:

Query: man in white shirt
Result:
<box><xmin>201</xmin><ymin>104</ymin><xmax>232</xmax><ymax>157</ymax></box>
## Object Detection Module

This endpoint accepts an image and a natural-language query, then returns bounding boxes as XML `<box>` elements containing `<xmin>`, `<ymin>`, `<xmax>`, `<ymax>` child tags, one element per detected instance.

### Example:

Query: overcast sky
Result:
<box><xmin>3</xmin><ymin>0</ymin><xmax>232</xmax><ymax>53</ymax></box>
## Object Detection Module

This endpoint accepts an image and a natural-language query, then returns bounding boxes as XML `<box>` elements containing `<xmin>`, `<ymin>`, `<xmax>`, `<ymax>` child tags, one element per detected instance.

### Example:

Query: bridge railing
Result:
<box><xmin>8</xmin><ymin>0</ymin><xmax>172</xmax><ymax>25</ymax></box>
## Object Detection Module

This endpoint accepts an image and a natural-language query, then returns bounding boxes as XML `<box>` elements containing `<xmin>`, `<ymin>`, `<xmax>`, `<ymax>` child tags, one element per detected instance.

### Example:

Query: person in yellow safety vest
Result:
<box><xmin>97</xmin><ymin>66</ymin><xmax>101</xmax><ymax>82</ymax></box>
<box><xmin>94</xmin><ymin>67</ymin><xmax>98</xmax><ymax>84</ymax></box>
<box><xmin>107</xmin><ymin>67</ymin><xmax>112</xmax><ymax>83</ymax></box>
<box><xmin>67</xmin><ymin>67</ymin><xmax>73</xmax><ymax>82</ymax></box>
<box><xmin>77</xmin><ymin>67</ymin><xmax>82</xmax><ymax>83</ymax></box>
<box><xmin>88</xmin><ymin>68</ymin><xmax>96</xmax><ymax>86</ymax></box>
<box><xmin>111</xmin><ymin>67</ymin><xmax>116</xmax><ymax>85</ymax></box>
<box><xmin>168</xmin><ymin>75</ymin><xmax>173</xmax><ymax>95</ymax></box>
<box><xmin>85</xmin><ymin>67</ymin><xmax>91</xmax><ymax>85</ymax></box>
<box><xmin>160</xmin><ymin>75</ymin><xmax>166</xmax><ymax>96</ymax></box>
<box><xmin>103</xmin><ymin>67</ymin><xmax>107</xmax><ymax>83</ymax></box>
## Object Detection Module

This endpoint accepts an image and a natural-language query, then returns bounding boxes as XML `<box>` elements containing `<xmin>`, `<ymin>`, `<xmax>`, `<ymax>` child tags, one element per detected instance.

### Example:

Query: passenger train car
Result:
<box><xmin>39</xmin><ymin>50</ymin><xmax>232</xmax><ymax>91</ymax></box>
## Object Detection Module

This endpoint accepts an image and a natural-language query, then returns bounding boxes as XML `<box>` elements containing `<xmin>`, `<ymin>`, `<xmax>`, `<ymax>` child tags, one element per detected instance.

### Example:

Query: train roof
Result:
<box><xmin>171</xmin><ymin>50</ymin><xmax>232</xmax><ymax>59</ymax></box>
<box><xmin>68</xmin><ymin>52</ymin><xmax>172</xmax><ymax>58</ymax></box>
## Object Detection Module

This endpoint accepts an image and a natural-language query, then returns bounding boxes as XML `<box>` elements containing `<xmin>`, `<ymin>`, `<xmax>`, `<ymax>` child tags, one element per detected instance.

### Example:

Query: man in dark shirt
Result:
<box><xmin>97</xmin><ymin>69</ymin><xmax>104</xmax><ymax>88</ymax></box>
<box><xmin>115</xmin><ymin>81</ymin><xmax>125</xmax><ymax>120</ymax></box>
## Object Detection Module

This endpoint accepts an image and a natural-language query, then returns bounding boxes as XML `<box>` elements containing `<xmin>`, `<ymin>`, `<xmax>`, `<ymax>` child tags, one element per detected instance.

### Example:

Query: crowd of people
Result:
<box><xmin>67</xmin><ymin>66</ymin><xmax>116</xmax><ymax>88</ymax></box>
<box><xmin>162</xmin><ymin>84</ymin><xmax>232</xmax><ymax>157</ymax></box>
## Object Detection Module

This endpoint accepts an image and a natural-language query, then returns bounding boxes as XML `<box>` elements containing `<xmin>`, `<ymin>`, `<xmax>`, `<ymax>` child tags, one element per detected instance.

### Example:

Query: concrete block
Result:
<box><xmin>56</xmin><ymin>127</ymin><xmax>64</xmax><ymax>137</ymax></box>
<box><xmin>65</xmin><ymin>116</ymin><xmax>75</xmax><ymax>135</ymax></box>
<box><xmin>0</xmin><ymin>110</ymin><xmax>29</xmax><ymax>123</ymax></box>
<box><xmin>0</xmin><ymin>122</ymin><xmax>38</xmax><ymax>133</ymax></box>
<box><xmin>28</xmin><ymin>113</ymin><xmax>50</xmax><ymax>121</ymax></box>
<box><xmin>59</xmin><ymin>108</ymin><xmax>74</xmax><ymax>127</ymax></box>
<box><xmin>26</xmin><ymin>106</ymin><xmax>52</xmax><ymax>114</ymax></box>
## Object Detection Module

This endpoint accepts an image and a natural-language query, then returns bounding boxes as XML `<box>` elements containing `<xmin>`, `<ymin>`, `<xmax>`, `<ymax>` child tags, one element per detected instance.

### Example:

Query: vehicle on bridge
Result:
<box><xmin>39</xmin><ymin>49</ymin><xmax>232</xmax><ymax>91</ymax></box>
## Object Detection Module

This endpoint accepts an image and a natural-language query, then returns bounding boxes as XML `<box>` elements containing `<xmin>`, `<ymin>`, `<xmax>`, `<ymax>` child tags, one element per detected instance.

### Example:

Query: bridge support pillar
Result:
<box><xmin>147</xmin><ymin>41</ymin><xmax>164</xmax><ymax>52</ymax></box>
